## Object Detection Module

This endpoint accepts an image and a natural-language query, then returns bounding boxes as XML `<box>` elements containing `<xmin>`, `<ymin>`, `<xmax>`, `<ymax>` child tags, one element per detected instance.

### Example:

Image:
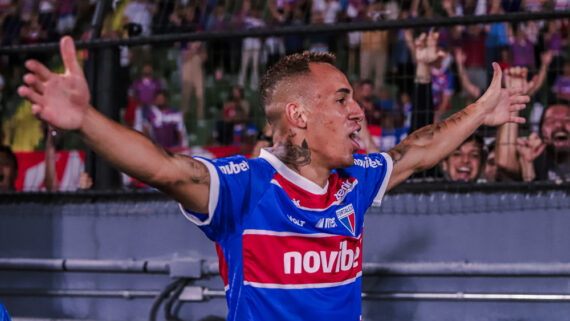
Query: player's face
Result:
<box><xmin>303</xmin><ymin>63</ymin><xmax>364</xmax><ymax>169</ymax></box>
<box><xmin>444</xmin><ymin>140</ymin><xmax>482</xmax><ymax>182</ymax></box>
<box><xmin>541</xmin><ymin>105</ymin><xmax>570</xmax><ymax>152</ymax></box>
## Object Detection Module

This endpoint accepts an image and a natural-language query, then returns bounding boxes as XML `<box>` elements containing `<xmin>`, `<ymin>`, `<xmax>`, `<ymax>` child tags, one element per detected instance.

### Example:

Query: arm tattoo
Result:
<box><xmin>167</xmin><ymin>154</ymin><xmax>210</xmax><ymax>186</ymax></box>
<box><xmin>270</xmin><ymin>137</ymin><xmax>311</xmax><ymax>170</ymax></box>
<box><xmin>387</xmin><ymin>142</ymin><xmax>410</xmax><ymax>166</ymax></box>
<box><xmin>187</xmin><ymin>158</ymin><xmax>210</xmax><ymax>185</ymax></box>
<box><xmin>389</xmin><ymin>109</ymin><xmax>471</xmax><ymax>167</ymax></box>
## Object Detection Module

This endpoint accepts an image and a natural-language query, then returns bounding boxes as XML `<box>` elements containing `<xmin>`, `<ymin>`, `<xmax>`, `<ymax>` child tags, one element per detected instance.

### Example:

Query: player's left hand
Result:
<box><xmin>476</xmin><ymin>62</ymin><xmax>529</xmax><ymax>127</ymax></box>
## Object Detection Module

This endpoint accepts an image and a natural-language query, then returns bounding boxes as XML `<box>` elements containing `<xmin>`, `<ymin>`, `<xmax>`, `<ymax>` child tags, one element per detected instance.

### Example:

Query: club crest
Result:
<box><xmin>336</xmin><ymin>204</ymin><xmax>356</xmax><ymax>236</ymax></box>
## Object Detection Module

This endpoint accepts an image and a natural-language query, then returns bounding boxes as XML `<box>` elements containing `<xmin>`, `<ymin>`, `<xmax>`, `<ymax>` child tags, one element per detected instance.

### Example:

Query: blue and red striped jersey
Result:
<box><xmin>181</xmin><ymin>149</ymin><xmax>393</xmax><ymax>321</ymax></box>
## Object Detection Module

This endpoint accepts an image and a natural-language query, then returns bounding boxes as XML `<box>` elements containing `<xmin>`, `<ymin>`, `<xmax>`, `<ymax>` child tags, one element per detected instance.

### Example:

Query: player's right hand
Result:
<box><xmin>18</xmin><ymin>36</ymin><xmax>90</xmax><ymax>131</ymax></box>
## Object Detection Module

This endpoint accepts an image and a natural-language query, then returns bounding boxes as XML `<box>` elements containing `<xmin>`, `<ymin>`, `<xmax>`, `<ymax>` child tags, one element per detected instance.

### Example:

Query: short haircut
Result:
<box><xmin>463</xmin><ymin>134</ymin><xmax>485</xmax><ymax>154</ymax></box>
<box><xmin>446</xmin><ymin>134</ymin><xmax>486</xmax><ymax>160</ymax></box>
<box><xmin>260</xmin><ymin>52</ymin><xmax>336</xmax><ymax>115</ymax></box>
<box><xmin>539</xmin><ymin>104</ymin><xmax>569</xmax><ymax>137</ymax></box>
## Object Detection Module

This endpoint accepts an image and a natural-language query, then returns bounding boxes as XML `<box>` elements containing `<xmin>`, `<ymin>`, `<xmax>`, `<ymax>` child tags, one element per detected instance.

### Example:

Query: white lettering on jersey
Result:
<box><xmin>283</xmin><ymin>240</ymin><xmax>360</xmax><ymax>275</ymax></box>
<box><xmin>288</xmin><ymin>215</ymin><xmax>306</xmax><ymax>227</ymax></box>
<box><xmin>334</xmin><ymin>180</ymin><xmax>357</xmax><ymax>201</ymax></box>
<box><xmin>316</xmin><ymin>217</ymin><xmax>337</xmax><ymax>229</ymax></box>
<box><xmin>218</xmin><ymin>160</ymin><xmax>249</xmax><ymax>175</ymax></box>
<box><xmin>353</xmin><ymin>156</ymin><xmax>383</xmax><ymax>168</ymax></box>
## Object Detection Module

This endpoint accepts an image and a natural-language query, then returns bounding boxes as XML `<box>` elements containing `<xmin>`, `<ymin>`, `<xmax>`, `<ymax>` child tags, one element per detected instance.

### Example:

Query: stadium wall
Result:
<box><xmin>0</xmin><ymin>189</ymin><xmax>569</xmax><ymax>321</ymax></box>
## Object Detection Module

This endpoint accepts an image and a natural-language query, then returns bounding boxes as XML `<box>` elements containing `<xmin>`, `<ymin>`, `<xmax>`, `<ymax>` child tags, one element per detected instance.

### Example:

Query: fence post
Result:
<box><xmin>84</xmin><ymin>0</ymin><xmax>121</xmax><ymax>190</ymax></box>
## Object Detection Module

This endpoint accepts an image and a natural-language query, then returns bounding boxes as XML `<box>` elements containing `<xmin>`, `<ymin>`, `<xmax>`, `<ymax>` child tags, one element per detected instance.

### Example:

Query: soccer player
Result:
<box><xmin>18</xmin><ymin>33</ymin><xmax>528</xmax><ymax>321</ymax></box>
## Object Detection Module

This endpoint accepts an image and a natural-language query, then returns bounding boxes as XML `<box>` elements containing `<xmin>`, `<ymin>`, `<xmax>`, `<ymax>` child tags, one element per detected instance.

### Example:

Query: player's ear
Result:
<box><xmin>285</xmin><ymin>102</ymin><xmax>307</xmax><ymax>129</ymax></box>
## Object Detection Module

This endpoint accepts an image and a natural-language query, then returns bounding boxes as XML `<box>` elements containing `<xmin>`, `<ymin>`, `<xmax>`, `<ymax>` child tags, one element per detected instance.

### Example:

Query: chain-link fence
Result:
<box><xmin>0</xmin><ymin>0</ymin><xmax>569</xmax><ymax>190</ymax></box>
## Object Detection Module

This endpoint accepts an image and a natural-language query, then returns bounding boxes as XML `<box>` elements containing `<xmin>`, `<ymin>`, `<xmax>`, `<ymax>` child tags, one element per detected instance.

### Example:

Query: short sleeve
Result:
<box><xmin>347</xmin><ymin>153</ymin><xmax>393</xmax><ymax>209</ymax></box>
<box><xmin>179</xmin><ymin>156</ymin><xmax>252</xmax><ymax>241</ymax></box>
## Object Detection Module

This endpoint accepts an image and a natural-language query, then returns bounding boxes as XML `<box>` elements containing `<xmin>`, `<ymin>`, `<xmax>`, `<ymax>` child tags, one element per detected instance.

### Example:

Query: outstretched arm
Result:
<box><xmin>527</xmin><ymin>51</ymin><xmax>552</xmax><ymax>96</ymax></box>
<box><xmin>18</xmin><ymin>37</ymin><xmax>210</xmax><ymax>213</ymax></box>
<box><xmin>386</xmin><ymin>62</ymin><xmax>529</xmax><ymax>190</ymax></box>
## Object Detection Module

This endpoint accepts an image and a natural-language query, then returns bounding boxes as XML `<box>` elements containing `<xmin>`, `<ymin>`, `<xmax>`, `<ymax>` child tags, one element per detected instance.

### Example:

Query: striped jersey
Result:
<box><xmin>181</xmin><ymin>149</ymin><xmax>393</xmax><ymax>321</ymax></box>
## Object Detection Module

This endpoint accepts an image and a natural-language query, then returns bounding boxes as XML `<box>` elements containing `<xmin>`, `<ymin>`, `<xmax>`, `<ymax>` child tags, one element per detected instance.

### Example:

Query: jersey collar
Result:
<box><xmin>259</xmin><ymin>148</ymin><xmax>330</xmax><ymax>195</ymax></box>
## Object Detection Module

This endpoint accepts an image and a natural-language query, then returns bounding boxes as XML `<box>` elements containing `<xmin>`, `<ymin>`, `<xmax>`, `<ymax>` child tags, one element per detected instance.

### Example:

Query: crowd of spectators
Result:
<box><xmin>0</xmin><ymin>0</ymin><xmax>569</xmax><ymax>191</ymax></box>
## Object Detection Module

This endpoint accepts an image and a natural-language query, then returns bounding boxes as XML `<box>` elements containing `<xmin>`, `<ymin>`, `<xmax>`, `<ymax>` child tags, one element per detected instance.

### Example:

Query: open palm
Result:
<box><xmin>476</xmin><ymin>63</ymin><xmax>529</xmax><ymax>127</ymax></box>
<box><xmin>414</xmin><ymin>31</ymin><xmax>445</xmax><ymax>65</ymax></box>
<box><xmin>18</xmin><ymin>36</ymin><xmax>90</xmax><ymax>130</ymax></box>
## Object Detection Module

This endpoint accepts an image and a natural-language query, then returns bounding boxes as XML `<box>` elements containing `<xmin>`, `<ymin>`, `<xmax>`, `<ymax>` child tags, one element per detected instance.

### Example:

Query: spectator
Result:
<box><xmin>180</xmin><ymin>41</ymin><xmax>206</xmax><ymax>120</ymax></box>
<box><xmin>552</xmin><ymin>62</ymin><xmax>570</xmax><ymax>103</ymax></box>
<box><xmin>251</xmin><ymin>123</ymin><xmax>273</xmax><ymax>158</ymax></box>
<box><xmin>19</xmin><ymin>0</ymin><xmax>34</xmax><ymax>23</ymax></box>
<box><xmin>152</xmin><ymin>0</ymin><xmax>175</xmax><ymax>34</ymax></box>
<box><xmin>523</xmin><ymin>0</ymin><xmax>543</xmax><ymax>11</ymax></box>
<box><xmin>430</xmin><ymin>46</ymin><xmax>454</xmax><ymax>121</ymax></box>
<box><xmin>389</xmin><ymin>10</ymin><xmax>414</xmax><ymax>95</ymax></box>
<box><xmin>543</xmin><ymin>20</ymin><xmax>565</xmax><ymax>86</ymax></box>
<box><xmin>345</xmin><ymin>0</ymin><xmax>367</xmax><ymax>77</ymax></box>
<box><xmin>20</xmin><ymin>15</ymin><xmax>48</xmax><ymax>44</ymax></box>
<box><xmin>459</xmin><ymin>25</ymin><xmax>487</xmax><ymax>91</ymax></box>
<box><xmin>123</xmin><ymin>0</ymin><xmax>155</xmax><ymax>68</ymax></box>
<box><xmin>494</xmin><ymin>65</ymin><xmax>569</xmax><ymax>182</ymax></box>
<box><xmin>359</xmin><ymin>2</ymin><xmax>389</xmax><ymax>91</ymax></box>
<box><xmin>398</xmin><ymin>91</ymin><xmax>412</xmax><ymax>130</ymax></box>
<box><xmin>142</xmin><ymin>90</ymin><xmax>188</xmax><ymax>149</ymax></box>
<box><xmin>38</xmin><ymin>0</ymin><xmax>57</xmax><ymax>40</ymax></box>
<box><xmin>167</xmin><ymin>0</ymin><xmax>202</xmax><ymax>33</ymax></box>
<box><xmin>129</xmin><ymin>63</ymin><xmax>164</xmax><ymax>109</ymax></box>
<box><xmin>521</xmin><ymin>104</ymin><xmax>570</xmax><ymax>181</ymax></box>
<box><xmin>1</xmin><ymin>3</ymin><xmax>23</xmax><ymax>46</ymax></box>
<box><xmin>309</xmin><ymin>0</ymin><xmax>341</xmax><ymax>53</ymax></box>
<box><xmin>485</xmin><ymin>1</ymin><xmax>511</xmax><ymax>82</ymax></box>
<box><xmin>237</xmin><ymin>4</ymin><xmax>264</xmax><ymax>90</ymax></box>
<box><xmin>495</xmin><ymin>66</ymin><xmax>549</xmax><ymax>181</ymax></box>
<box><xmin>455</xmin><ymin>49</ymin><xmax>551</xmax><ymax>101</ymax></box>
<box><xmin>510</xmin><ymin>23</ymin><xmax>537</xmax><ymax>69</ymax></box>
<box><xmin>441</xmin><ymin>134</ymin><xmax>486</xmax><ymax>182</ymax></box>
<box><xmin>216</xmin><ymin>86</ymin><xmax>250</xmax><ymax>145</ymax></box>
<box><xmin>263</xmin><ymin>32</ymin><xmax>285</xmax><ymax>69</ymax></box>
<box><xmin>206</xmin><ymin>4</ymin><xmax>230</xmax><ymax>75</ymax></box>
<box><xmin>267</xmin><ymin>0</ymin><xmax>286</xmax><ymax>23</ymax></box>
<box><xmin>354</xmin><ymin>79</ymin><xmax>381</xmax><ymax>126</ymax></box>
<box><xmin>283</xmin><ymin>6</ymin><xmax>306</xmax><ymax>55</ymax></box>
<box><xmin>123</xmin><ymin>0</ymin><xmax>154</xmax><ymax>36</ymax></box>
<box><xmin>376</xmin><ymin>87</ymin><xmax>396</xmax><ymax>129</ymax></box>
<box><xmin>0</xmin><ymin>144</ymin><xmax>17</xmax><ymax>192</ymax></box>
<box><xmin>44</xmin><ymin>125</ymin><xmax>92</xmax><ymax>192</ymax></box>
<box><xmin>0</xmin><ymin>0</ymin><xmax>10</xmax><ymax>19</ymax></box>
<box><xmin>56</xmin><ymin>0</ymin><xmax>76</xmax><ymax>35</ymax></box>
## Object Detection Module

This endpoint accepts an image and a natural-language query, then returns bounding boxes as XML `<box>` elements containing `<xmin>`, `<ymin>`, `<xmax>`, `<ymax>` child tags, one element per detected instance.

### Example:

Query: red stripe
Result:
<box><xmin>272</xmin><ymin>173</ymin><xmax>357</xmax><ymax>210</ymax></box>
<box><xmin>215</xmin><ymin>242</ymin><xmax>229</xmax><ymax>288</ymax></box>
<box><xmin>243</xmin><ymin>233</ymin><xmax>362</xmax><ymax>285</ymax></box>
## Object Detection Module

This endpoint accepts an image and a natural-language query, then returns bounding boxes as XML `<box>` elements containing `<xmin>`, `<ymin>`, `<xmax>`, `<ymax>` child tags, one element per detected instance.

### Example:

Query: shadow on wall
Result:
<box><xmin>362</xmin><ymin>227</ymin><xmax>431</xmax><ymax>321</ymax></box>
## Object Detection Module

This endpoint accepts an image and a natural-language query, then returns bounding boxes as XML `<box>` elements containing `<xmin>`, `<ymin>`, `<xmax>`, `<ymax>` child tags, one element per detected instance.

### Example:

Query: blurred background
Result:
<box><xmin>0</xmin><ymin>0</ymin><xmax>569</xmax><ymax>320</ymax></box>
